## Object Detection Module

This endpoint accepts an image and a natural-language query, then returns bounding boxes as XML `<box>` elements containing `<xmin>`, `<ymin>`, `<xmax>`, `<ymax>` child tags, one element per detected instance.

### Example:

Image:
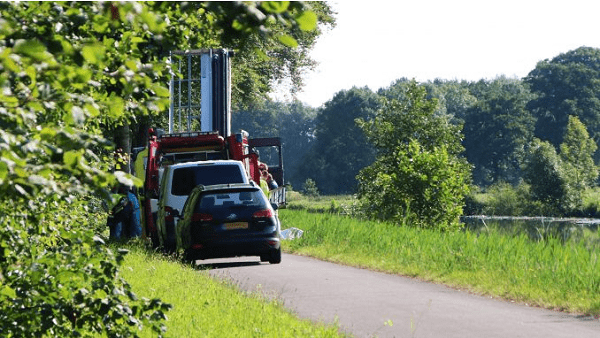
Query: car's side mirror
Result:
<box><xmin>270</xmin><ymin>202</ymin><xmax>279</xmax><ymax>211</ymax></box>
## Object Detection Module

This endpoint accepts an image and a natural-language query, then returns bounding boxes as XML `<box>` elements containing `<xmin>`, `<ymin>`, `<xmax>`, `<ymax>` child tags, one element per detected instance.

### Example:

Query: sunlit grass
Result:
<box><xmin>280</xmin><ymin>209</ymin><xmax>600</xmax><ymax>315</ymax></box>
<box><xmin>119</xmin><ymin>245</ymin><xmax>345</xmax><ymax>337</ymax></box>
<box><xmin>286</xmin><ymin>191</ymin><xmax>357</xmax><ymax>213</ymax></box>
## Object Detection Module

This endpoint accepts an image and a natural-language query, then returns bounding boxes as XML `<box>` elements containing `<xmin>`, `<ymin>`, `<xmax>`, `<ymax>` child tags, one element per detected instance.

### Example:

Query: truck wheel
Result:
<box><xmin>269</xmin><ymin>248</ymin><xmax>281</xmax><ymax>264</ymax></box>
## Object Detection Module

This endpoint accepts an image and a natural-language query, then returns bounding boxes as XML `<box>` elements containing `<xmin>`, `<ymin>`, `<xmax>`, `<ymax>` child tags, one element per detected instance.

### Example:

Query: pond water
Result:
<box><xmin>461</xmin><ymin>216</ymin><xmax>600</xmax><ymax>243</ymax></box>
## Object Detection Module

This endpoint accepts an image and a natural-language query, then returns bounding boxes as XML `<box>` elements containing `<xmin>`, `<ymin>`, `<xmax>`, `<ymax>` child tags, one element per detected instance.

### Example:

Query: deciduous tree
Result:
<box><xmin>525</xmin><ymin>47</ymin><xmax>600</xmax><ymax>161</ymax></box>
<box><xmin>232</xmin><ymin>100</ymin><xmax>318</xmax><ymax>189</ymax></box>
<box><xmin>462</xmin><ymin>77</ymin><xmax>536</xmax><ymax>186</ymax></box>
<box><xmin>357</xmin><ymin>81</ymin><xmax>471</xmax><ymax>230</ymax></box>
<box><xmin>297</xmin><ymin>87</ymin><xmax>380</xmax><ymax>194</ymax></box>
<box><xmin>523</xmin><ymin>139</ymin><xmax>580</xmax><ymax>215</ymax></box>
<box><xmin>559</xmin><ymin>115</ymin><xmax>598</xmax><ymax>190</ymax></box>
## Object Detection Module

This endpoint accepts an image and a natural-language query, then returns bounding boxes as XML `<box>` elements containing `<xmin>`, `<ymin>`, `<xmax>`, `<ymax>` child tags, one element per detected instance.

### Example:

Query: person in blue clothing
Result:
<box><xmin>108</xmin><ymin>185</ymin><xmax>142</xmax><ymax>240</ymax></box>
<box><xmin>127</xmin><ymin>188</ymin><xmax>142</xmax><ymax>238</ymax></box>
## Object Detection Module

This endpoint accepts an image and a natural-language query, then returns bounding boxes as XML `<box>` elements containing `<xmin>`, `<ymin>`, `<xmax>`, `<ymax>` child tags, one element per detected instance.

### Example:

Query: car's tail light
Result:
<box><xmin>192</xmin><ymin>213</ymin><xmax>213</xmax><ymax>222</ymax></box>
<box><xmin>164</xmin><ymin>206</ymin><xmax>175</xmax><ymax>223</ymax></box>
<box><xmin>252</xmin><ymin>209</ymin><xmax>274</xmax><ymax>218</ymax></box>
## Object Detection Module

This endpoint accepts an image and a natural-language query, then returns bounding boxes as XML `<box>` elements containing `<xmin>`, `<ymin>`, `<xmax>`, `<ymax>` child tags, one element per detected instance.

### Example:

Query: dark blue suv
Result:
<box><xmin>176</xmin><ymin>182</ymin><xmax>281</xmax><ymax>264</ymax></box>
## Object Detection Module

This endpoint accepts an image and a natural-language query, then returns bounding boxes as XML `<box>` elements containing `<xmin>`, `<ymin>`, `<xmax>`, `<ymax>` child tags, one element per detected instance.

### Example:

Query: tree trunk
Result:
<box><xmin>114</xmin><ymin>122</ymin><xmax>131</xmax><ymax>173</ymax></box>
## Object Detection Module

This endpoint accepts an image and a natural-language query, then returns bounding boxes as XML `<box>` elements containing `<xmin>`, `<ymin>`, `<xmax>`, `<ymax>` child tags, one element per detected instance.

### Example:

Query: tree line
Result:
<box><xmin>236</xmin><ymin>46</ymin><xmax>600</xmax><ymax>219</ymax></box>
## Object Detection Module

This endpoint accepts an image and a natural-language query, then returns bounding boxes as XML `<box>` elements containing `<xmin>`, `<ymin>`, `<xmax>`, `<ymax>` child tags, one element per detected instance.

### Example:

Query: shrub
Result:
<box><xmin>302</xmin><ymin>178</ymin><xmax>320</xmax><ymax>197</ymax></box>
<box><xmin>482</xmin><ymin>182</ymin><xmax>531</xmax><ymax>216</ymax></box>
<box><xmin>356</xmin><ymin>82</ymin><xmax>471</xmax><ymax>231</ymax></box>
<box><xmin>523</xmin><ymin>139</ymin><xmax>581</xmax><ymax>215</ymax></box>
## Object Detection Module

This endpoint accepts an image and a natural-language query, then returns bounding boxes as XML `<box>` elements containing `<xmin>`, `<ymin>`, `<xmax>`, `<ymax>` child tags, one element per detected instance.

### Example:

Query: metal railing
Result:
<box><xmin>269</xmin><ymin>186</ymin><xmax>287</xmax><ymax>208</ymax></box>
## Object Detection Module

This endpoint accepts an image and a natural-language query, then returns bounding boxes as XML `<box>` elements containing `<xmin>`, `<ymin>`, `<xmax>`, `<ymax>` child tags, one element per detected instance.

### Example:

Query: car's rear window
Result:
<box><xmin>171</xmin><ymin>165</ymin><xmax>246</xmax><ymax>196</ymax></box>
<box><xmin>194</xmin><ymin>189</ymin><xmax>267</xmax><ymax>213</ymax></box>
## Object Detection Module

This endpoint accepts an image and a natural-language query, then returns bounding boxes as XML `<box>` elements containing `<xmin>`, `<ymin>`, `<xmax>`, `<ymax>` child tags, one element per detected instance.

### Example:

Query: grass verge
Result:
<box><xmin>285</xmin><ymin>191</ymin><xmax>356</xmax><ymax>214</ymax></box>
<box><xmin>280</xmin><ymin>209</ymin><xmax>600</xmax><ymax>315</ymax></box>
<box><xmin>119</xmin><ymin>244</ymin><xmax>344</xmax><ymax>337</ymax></box>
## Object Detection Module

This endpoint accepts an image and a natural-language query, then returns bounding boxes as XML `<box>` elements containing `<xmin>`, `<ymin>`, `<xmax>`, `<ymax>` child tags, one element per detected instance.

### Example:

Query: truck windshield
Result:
<box><xmin>171</xmin><ymin>165</ymin><xmax>245</xmax><ymax>196</ymax></box>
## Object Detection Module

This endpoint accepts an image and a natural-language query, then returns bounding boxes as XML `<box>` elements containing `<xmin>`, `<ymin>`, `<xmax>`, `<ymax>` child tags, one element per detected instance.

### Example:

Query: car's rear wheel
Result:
<box><xmin>183</xmin><ymin>249</ymin><xmax>197</xmax><ymax>263</ymax></box>
<box><xmin>163</xmin><ymin>223</ymin><xmax>176</xmax><ymax>254</ymax></box>
<box><xmin>269</xmin><ymin>248</ymin><xmax>281</xmax><ymax>264</ymax></box>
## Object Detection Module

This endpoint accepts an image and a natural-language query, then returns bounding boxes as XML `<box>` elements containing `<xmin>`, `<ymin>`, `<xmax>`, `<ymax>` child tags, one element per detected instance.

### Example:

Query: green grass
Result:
<box><xmin>119</xmin><ymin>245</ymin><xmax>344</xmax><ymax>337</ymax></box>
<box><xmin>286</xmin><ymin>191</ymin><xmax>357</xmax><ymax>214</ymax></box>
<box><xmin>280</xmin><ymin>209</ymin><xmax>600</xmax><ymax>315</ymax></box>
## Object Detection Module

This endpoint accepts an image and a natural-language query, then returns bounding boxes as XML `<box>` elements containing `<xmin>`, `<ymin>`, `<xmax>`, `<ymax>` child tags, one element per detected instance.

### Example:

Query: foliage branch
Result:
<box><xmin>0</xmin><ymin>1</ymin><xmax>320</xmax><ymax>336</ymax></box>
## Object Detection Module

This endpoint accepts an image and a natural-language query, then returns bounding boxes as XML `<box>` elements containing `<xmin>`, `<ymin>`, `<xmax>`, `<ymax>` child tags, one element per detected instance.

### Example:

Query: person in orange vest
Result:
<box><xmin>258</xmin><ymin>162</ymin><xmax>270</xmax><ymax>198</ymax></box>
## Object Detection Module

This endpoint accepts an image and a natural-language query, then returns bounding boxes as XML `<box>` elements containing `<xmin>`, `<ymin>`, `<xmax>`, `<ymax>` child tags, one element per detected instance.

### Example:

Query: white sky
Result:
<box><xmin>286</xmin><ymin>0</ymin><xmax>600</xmax><ymax>108</ymax></box>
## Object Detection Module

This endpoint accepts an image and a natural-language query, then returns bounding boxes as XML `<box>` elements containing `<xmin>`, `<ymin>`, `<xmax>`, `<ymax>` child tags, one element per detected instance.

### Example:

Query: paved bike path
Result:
<box><xmin>205</xmin><ymin>254</ymin><xmax>600</xmax><ymax>337</ymax></box>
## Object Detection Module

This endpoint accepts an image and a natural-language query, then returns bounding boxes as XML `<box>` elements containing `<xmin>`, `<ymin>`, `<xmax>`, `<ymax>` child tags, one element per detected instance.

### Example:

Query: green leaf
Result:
<box><xmin>106</xmin><ymin>94</ymin><xmax>125</xmax><ymax>118</ymax></box>
<box><xmin>1</xmin><ymin>48</ymin><xmax>20</xmax><ymax>72</ymax></box>
<box><xmin>151</xmin><ymin>84</ymin><xmax>170</xmax><ymax>98</ymax></box>
<box><xmin>93</xmin><ymin>20</ymin><xmax>110</xmax><ymax>33</ymax></box>
<box><xmin>15</xmin><ymin>166</ymin><xmax>28</xmax><ymax>178</ymax></box>
<box><xmin>85</xmin><ymin>103</ymin><xmax>100</xmax><ymax>118</ymax></box>
<box><xmin>24</xmin><ymin>65</ymin><xmax>37</xmax><ymax>84</ymax></box>
<box><xmin>296</xmin><ymin>11</ymin><xmax>317</xmax><ymax>31</ymax></box>
<box><xmin>0</xmin><ymin>285</ymin><xmax>16</xmax><ymax>299</ymax></box>
<box><xmin>125</xmin><ymin>60</ymin><xmax>138</xmax><ymax>70</ymax></box>
<box><xmin>81</xmin><ymin>44</ymin><xmax>106</xmax><ymax>65</ymax></box>
<box><xmin>64</xmin><ymin>150</ymin><xmax>80</xmax><ymax>167</ymax></box>
<box><xmin>261</xmin><ymin>1</ymin><xmax>289</xmax><ymax>14</ymax></box>
<box><xmin>38</xmin><ymin>127</ymin><xmax>57</xmax><ymax>140</ymax></box>
<box><xmin>231</xmin><ymin>19</ymin><xmax>244</xmax><ymax>31</ymax></box>
<box><xmin>0</xmin><ymin>160</ymin><xmax>8</xmax><ymax>181</ymax></box>
<box><xmin>277</xmin><ymin>34</ymin><xmax>298</xmax><ymax>48</ymax></box>
<box><xmin>253</xmin><ymin>48</ymin><xmax>269</xmax><ymax>61</ymax></box>
<box><xmin>26</xmin><ymin>101</ymin><xmax>44</xmax><ymax>112</ymax></box>
<box><xmin>14</xmin><ymin>39</ymin><xmax>52</xmax><ymax>62</ymax></box>
<box><xmin>139</xmin><ymin>11</ymin><xmax>158</xmax><ymax>32</ymax></box>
